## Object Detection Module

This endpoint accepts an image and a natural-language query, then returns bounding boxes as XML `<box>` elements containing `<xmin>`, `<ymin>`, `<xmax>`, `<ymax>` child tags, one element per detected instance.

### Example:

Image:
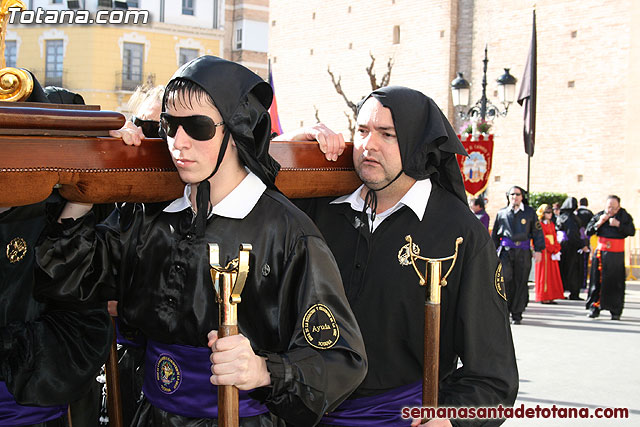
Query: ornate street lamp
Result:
<box><xmin>451</xmin><ymin>46</ymin><xmax>517</xmax><ymax>121</ymax></box>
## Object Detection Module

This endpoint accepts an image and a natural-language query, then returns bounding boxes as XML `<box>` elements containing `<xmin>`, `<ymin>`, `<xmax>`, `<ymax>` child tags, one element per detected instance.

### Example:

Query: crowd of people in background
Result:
<box><xmin>472</xmin><ymin>193</ymin><xmax>635</xmax><ymax>321</ymax></box>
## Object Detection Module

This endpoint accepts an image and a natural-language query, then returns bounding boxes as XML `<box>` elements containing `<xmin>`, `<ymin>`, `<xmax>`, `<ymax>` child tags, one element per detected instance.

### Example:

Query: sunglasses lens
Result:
<box><xmin>143</xmin><ymin>122</ymin><xmax>160</xmax><ymax>138</ymax></box>
<box><xmin>160</xmin><ymin>114</ymin><xmax>217</xmax><ymax>141</ymax></box>
<box><xmin>183</xmin><ymin>116</ymin><xmax>216</xmax><ymax>141</ymax></box>
<box><xmin>160</xmin><ymin>115</ymin><xmax>176</xmax><ymax>138</ymax></box>
<box><xmin>133</xmin><ymin>117</ymin><xmax>160</xmax><ymax>138</ymax></box>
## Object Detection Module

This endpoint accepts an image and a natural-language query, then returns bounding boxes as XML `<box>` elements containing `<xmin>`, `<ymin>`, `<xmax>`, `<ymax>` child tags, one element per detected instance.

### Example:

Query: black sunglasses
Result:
<box><xmin>509</xmin><ymin>192</ymin><xmax>522</xmax><ymax>196</ymax></box>
<box><xmin>159</xmin><ymin>113</ymin><xmax>224</xmax><ymax>141</ymax></box>
<box><xmin>132</xmin><ymin>116</ymin><xmax>160</xmax><ymax>138</ymax></box>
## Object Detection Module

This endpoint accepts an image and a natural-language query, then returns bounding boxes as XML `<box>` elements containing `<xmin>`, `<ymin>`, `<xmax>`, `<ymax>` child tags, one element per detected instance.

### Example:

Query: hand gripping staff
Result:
<box><xmin>209</xmin><ymin>243</ymin><xmax>252</xmax><ymax>427</ymax></box>
<box><xmin>401</xmin><ymin>236</ymin><xmax>463</xmax><ymax>415</ymax></box>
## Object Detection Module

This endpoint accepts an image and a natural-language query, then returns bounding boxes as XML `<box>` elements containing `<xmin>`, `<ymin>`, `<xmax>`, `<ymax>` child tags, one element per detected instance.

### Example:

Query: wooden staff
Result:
<box><xmin>209</xmin><ymin>243</ymin><xmax>252</xmax><ymax>427</ymax></box>
<box><xmin>403</xmin><ymin>236</ymin><xmax>463</xmax><ymax>409</ymax></box>
<box><xmin>104</xmin><ymin>317</ymin><xmax>123</xmax><ymax>427</ymax></box>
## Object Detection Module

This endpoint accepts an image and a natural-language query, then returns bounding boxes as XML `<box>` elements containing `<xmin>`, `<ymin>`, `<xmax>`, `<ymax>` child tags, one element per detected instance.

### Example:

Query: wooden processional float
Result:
<box><xmin>0</xmin><ymin>103</ymin><xmax>361</xmax><ymax>207</ymax></box>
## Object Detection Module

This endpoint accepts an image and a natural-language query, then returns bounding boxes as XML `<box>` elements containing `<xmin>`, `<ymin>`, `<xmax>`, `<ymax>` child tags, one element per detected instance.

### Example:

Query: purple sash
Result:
<box><xmin>321</xmin><ymin>381</ymin><xmax>422</xmax><ymax>426</ymax></box>
<box><xmin>143</xmin><ymin>340</ymin><xmax>269</xmax><ymax>419</ymax></box>
<box><xmin>0</xmin><ymin>381</ymin><xmax>66</xmax><ymax>426</ymax></box>
<box><xmin>500</xmin><ymin>237</ymin><xmax>530</xmax><ymax>249</ymax></box>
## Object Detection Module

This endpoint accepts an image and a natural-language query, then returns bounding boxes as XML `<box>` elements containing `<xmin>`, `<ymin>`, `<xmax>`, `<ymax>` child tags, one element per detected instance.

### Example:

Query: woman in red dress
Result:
<box><xmin>535</xmin><ymin>204</ymin><xmax>565</xmax><ymax>303</ymax></box>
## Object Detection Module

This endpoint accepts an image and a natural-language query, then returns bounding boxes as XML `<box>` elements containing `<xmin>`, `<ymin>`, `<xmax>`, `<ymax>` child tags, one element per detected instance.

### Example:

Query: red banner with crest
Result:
<box><xmin>456</xmin><ymin>134</ymin><xmax>494</xmax><ymax>197</ymax></box>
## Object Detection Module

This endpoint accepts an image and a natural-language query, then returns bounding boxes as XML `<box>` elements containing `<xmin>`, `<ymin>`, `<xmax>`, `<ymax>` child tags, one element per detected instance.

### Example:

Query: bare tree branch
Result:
<box><xmin>313</xmin><ymin>105</ymin><xmax>321</xmax><ymax>123</ymax></box>
<box><xmin>344</xmin><ymin>111</ymin><xmax>355</xmax><ymax>142</ymax></box>
<box><xmin>380</xmin><ymin>56</ymin><xmax>394</xmax><ymax>88</ymax></box>
<box><xmin>327</xmin><ymin>66</ymin><xmax>358</xmax><ymax>116</ymax></box>
<box><xmin>366</xmin><ymin>53</ymin><xmax>377</xmax><ymax>90</ymax></box>
<box><xmin>366</xmin><ymin>52</ymin><xmax>394</xmax><ymax>90</ymax></box>
<box><xmin>327</xmin><ymin>55</ymin><xmax>393</xmax><ymax>141</ymax></box>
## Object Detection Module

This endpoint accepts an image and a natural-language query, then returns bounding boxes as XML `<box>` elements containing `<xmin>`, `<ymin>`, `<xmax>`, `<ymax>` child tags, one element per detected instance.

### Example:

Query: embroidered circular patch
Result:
<box><xmin>6</xmin><ymin>237</ymin><xmax>27</xmax><ymax>263</ymax></box>
<box><xmin>521</xmin><ymin>218</ymin><xmax>527</xmax><ymax>225</ymax></box>
<box><xmin>302</xmin><ymin>304</ymin><xmax>339</xmax><ymax>349</ymax></box>
<box><xmin>495</xmin><ymin>264</ymin><xmax>507</xmax><ymax>301</ymax></box>
<box><xmin>155</xmin><ymin>354</ymin><xmax>182</xmax><ymax>394</ymax></box>
<box><xmin>535</xmin><ymin>220</ymin><xmax>542</xmax><ymax>230</ymax></box>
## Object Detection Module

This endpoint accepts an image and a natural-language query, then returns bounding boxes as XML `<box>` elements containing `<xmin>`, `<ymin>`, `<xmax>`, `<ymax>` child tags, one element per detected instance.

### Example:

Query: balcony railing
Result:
<box><xmin>115</xmin><ymin>71</ymin><xmax>155</xmax><ymax>91</ymax></box>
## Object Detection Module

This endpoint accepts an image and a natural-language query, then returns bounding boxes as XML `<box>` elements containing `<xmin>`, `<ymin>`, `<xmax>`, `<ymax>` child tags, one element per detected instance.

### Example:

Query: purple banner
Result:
<box><xmin>143</xmin><ymin>340</ymin><xmax>269</xmax><ymax>419</ymax></box>
<box><xmin>321</xmin><ymin>381</ymin><xmax>422</xmax><ymax>426</ymax></box>
<box><xmin>0</xmin><ymin>381</ymin><xmax>66</xmax><ymax>426</ymax></box>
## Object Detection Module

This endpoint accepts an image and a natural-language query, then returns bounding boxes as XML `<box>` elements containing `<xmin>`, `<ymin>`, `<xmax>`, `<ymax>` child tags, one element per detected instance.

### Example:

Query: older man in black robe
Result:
<box><xmin>586</xmin><ymin>195</ymin><xmax>635</xmax><ymax>320</ymax></box>
<box><xmin>285</xmin><ymin>86</ymin><xmax>518</xmax><ymax>427</ymax></box>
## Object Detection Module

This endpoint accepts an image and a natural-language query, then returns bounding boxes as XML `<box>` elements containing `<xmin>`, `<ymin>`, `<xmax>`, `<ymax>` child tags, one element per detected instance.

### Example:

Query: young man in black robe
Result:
<box><xmin>36</xmin><ymin>55</ymin><xmax>366</xmax><ymax>426</ymax></box>
<box><xmin>281</xmin><ymin>86</ymin><xmax>518</xmax><ymax>426</ymax></box>
<box><xmin>585</xmin><ymin>195</ymin><xmax>635</xmax><ymax>320</ymax></box>
<box><xmin>1</xmin><ymin>82</ymin><xmax>113</xmax><ymax>427</ymax></box>
<box><xmin>491</xmin><ymin>186</ymin><xmax>545</xmax><ymax>324</ymax></box>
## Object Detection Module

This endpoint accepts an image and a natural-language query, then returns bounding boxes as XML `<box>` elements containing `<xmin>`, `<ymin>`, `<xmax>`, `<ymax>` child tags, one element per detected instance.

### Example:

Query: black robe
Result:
<box><xmin>1</xmin><ymin>195</ymin><xmax>113</xmax><ymax>424</ymax></box>
<box><xmin>556</xmin><ymin>202</ymin><xmax>583</xmax><ymax>298</ymax></box>
<box><xmin>36</xmin><ymin>189</ymin><xmax>366</xmax><ymax>427</ymax></box>
<box><xmin>297</xmin><ymin>185</ymin><xmax>518</xmax><ymax>426</ymax></box>
<box><xmin>585</xmin><ymin>208</ymin><xmax>635</xmax><ymax>314</ymax></box>
<box><xmin>491</xmin><ymin>204</ymin><xmax>545</xmax><ymax>318</ymax></box>
<box><xmin>575</xmin><ymin>207</ymin><xmax>594</xmax><ymax>289</ymax></box>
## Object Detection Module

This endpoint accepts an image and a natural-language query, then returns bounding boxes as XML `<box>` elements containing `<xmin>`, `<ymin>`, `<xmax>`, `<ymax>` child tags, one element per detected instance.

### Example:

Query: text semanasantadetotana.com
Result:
<box><xmin>401</xmin><ymin>404</ymin><xmax>629</xmax><ymax>420</ymax></box>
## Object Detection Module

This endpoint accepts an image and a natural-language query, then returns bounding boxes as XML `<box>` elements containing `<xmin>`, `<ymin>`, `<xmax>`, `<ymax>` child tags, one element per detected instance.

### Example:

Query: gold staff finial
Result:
<box><xmin>403</xmin><ymin>235</ymin><xmax>463</xmax><ymax>287</ymax></box>
<box><xmin>1</xmin><ymin>0</ymin><xmax>33</xmax><ymax>102</ymax></box>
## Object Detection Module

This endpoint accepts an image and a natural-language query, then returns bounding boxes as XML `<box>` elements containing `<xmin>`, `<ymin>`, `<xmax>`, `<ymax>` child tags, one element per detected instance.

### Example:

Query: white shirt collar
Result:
<box><xmin>510</xmin><ymin>203</ymin><xmax>525</xmax><ymax>213</ymax></box>
<box><xmin>163</xmin><ymin>171</ymin><xmax>266</xmax><ymax>219</ymax></box>
<box><xmin>331</xmin><ymin>178</ymin><xmax>432</xmax><ymax>231</ymax></box>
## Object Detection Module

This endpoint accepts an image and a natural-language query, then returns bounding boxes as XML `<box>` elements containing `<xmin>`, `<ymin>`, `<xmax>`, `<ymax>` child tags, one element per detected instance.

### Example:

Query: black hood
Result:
<box><xmin>165</xmin><ymin>55</ymin><xmax>280</xmax><ymax>188</ymax></box>
<box><xmin>560</xmin><ymin>197</ymin><xmax>577</xmax><ymax>213</ymax></box>
<box><xmin>358</xmin><ymin>86</ymin><xmax>468</xmax><ymax>203</ymax></box>
<box><xmin>23</xmin><ymin>70</ymin><xmax>50</xmax><ymax>103</ymax></box>
<box><xmin>44</xmin><ymin>86</ymin><xmax>85</xmax><ymax>105</ymax></box>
